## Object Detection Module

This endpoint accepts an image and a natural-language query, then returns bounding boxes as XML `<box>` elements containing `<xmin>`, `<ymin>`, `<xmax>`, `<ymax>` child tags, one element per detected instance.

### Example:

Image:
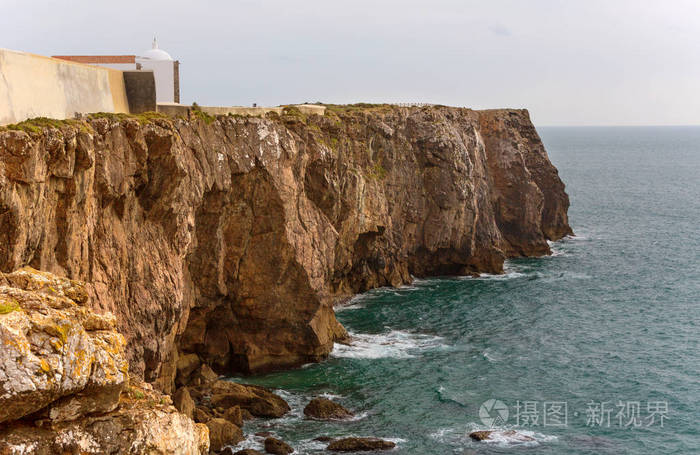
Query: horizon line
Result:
<box><xmin>535</xmin><ymin>124</ymin><xmax>700</xmax><ymax>128</ymax></box>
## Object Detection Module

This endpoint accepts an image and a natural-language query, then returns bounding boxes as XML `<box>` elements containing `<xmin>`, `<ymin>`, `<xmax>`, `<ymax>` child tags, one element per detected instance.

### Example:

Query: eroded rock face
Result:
<box><xmin>0</xmin><ymin>106</ymin><xmax>571</xmax><ymax>387</ymax></box>
<box><xmin>0</xmin><ymin>381</ymin><xmax>210</xmax><ymax>455</ymax></box>
<box><xmin>0</xmin><ymin>268</ymin><xmax>209</xmax><ymax>454</ymax></box>
<box><xmin>0</xmin><ymin>267</ymin><xmax>128</xmax><ymax>424</ymax></box>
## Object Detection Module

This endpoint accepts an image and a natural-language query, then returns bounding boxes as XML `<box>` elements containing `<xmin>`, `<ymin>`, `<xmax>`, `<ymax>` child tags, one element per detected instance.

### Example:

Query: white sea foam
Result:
<box><xmin>533</xmin><ymin>270</ymin><xmax>592</xmax><ymax>281</ymax></box>
<box><xmin>547</xmin><ymin>240</ymin><xmax>567</xmax><ymax>257</ymax></box>
<box><xmin>318</xmin><ymin>392</ymin><xmax>344</xmax><ymax>400</ymax></box>
<box><xmin>482</xmin><ymin>348</ymin><xmax>502</xmax><ymax>362</ymax></box>
<box><xmin>429</xmin><ymin>426</ymin><xmax>456</xmax><ymax>441</ymax></box>
<box><xmin>465</xmin><ymin>422</ymin><xmax>557</xmax><ymax>448</ymax></box>
<box><xmin>479</xmin><ymin>429</ymin><xmax>557</xmax><ymax>447</ymax></box>
<box><xmin>334</xmin><ymin>294</ymin><xmax>368</xmax><ymax>312</ymax></box>
<box><xmin>332</xmin><ymin>330</ymin><xmax>447</xmax><ymax>359</ymax></box>
<box><xmin>431</xmin><ymin>423</ymin><xmax>556</xmax><ymax>449</ymax></box>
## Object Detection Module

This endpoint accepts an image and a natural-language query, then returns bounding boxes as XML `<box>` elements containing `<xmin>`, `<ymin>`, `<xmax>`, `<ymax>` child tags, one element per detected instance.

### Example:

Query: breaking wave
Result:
<box><xmin>332</xmin><ymin>330</ymin><xmax>447</xmax><ymax>359</ymax></box>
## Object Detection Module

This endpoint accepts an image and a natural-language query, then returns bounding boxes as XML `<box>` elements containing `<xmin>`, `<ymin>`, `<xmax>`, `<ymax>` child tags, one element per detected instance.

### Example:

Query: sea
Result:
<box><xmin>227</xmin><ymin>126</ymin><xmax>700</xmax><ymax>454</ymax></box>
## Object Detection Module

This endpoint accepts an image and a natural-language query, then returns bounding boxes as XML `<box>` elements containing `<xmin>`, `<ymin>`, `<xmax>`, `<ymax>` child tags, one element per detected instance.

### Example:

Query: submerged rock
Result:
<box><xmin>327</xmin><ymin>437</ymin><xmax>396</xmax><ymax>451</ymax></box>
<box><xmin>469</xmin><ymin>430</ymin><xmax>535</xmax><ymax>443</ymax></box>
<box><xmin>264</xmin><ymin>437</ymin><xmax>294</xmax><ymax>454</ymax></box>
<box><xmin>303</xmin><ymin>397</ymin><xmax>354</xmax><ymax>420</ymax></box>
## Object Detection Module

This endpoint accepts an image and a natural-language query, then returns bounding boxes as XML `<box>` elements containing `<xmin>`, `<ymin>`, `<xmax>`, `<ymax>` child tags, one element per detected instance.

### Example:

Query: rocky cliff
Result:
<box><xmin>0</xmin><ymin>105</ymin><xmax>571</xmax><ymax>391</ymax></box>
<box><xmin>0</xmin><ymin>267</ymin><xmax>209</xmax><ymax>454</ymax></box>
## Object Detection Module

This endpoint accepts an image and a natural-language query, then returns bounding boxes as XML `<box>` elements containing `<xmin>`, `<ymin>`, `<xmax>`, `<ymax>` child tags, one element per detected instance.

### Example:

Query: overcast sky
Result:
<box><xmin>2</xmin><ymin>0</ymin><xmax>699</xmax><ymax>125</ymax></box>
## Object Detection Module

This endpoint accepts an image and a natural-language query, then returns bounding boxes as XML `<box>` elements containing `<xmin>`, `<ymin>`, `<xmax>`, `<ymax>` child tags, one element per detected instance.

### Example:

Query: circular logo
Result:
<box><xmin>479</xmin><ymin>399</ymin><xmax>509</xmax><ymax>427</ymax></box>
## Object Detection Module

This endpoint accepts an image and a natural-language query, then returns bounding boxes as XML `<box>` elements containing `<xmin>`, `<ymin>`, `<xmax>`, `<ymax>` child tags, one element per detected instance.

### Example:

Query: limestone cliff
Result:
<box><xmin>0</xmin><ymin>105</ymin><xmax>571</xmax><ymax>390</ymax></box>
<box><xmin>0</xmin><ymin>267</ymin><xmax>209</xmax><ymax>454</ymax></box>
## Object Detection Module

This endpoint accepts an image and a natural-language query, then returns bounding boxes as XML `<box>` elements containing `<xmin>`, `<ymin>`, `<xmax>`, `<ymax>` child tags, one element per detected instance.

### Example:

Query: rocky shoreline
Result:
<box><xmin>0</xmin><ymin>105</ymin><xmax>571</xmax><ymax>453</ymax></box>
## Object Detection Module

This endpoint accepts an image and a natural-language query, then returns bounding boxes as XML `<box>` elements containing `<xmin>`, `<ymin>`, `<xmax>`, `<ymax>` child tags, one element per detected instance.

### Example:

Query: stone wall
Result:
<box><xmin>0</xmin><ymin>48</ymin><xmax>130</xmax><ymax>125</ymax></box>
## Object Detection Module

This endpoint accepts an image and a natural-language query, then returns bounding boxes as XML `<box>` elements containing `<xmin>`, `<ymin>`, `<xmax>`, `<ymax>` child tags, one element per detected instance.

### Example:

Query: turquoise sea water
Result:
<box><xmin>229</xmin><ymin>126</ymin><xmax>700</xmax><ymax>454</ymax></box>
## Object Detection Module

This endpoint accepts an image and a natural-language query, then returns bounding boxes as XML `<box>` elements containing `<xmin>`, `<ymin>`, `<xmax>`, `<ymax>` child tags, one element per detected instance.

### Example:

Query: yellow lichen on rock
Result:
<box><xmin>0</xmin><ymin>268</ymin><xmax>128</xmax><ymax>424</ymax></box>
<box><xmin>0</xmin><ymin>268</ymin><xmax>209</xmax><ymax>454</ymax></box>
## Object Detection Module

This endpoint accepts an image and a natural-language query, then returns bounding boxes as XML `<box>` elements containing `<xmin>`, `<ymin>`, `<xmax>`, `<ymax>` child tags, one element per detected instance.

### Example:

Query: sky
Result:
<box><xmin>1</xmin><ymin>0</ymin><xmax>699</xmax><ymax>126</ymax></box>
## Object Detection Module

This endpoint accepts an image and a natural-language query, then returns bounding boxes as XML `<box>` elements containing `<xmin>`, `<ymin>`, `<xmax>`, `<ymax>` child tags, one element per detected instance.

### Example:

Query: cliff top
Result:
<box><xmin>0</xmin><ymin>104</ymin><xmax>530</xmax><ymax>136</ymax></box>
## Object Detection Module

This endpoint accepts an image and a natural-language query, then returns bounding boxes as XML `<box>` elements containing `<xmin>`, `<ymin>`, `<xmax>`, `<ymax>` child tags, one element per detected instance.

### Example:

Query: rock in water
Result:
<box><xmin>327</xmin><ymin>437</ymin><xmax>396</xmax><ymax>451</ymax></box>
<box><xmin>469</xmin><ymin>430</ymin><xmax>535</xmax><ymax>443</ymax></box>
<box><xmin>303</xmin><ymin>397</ymin><xmax>354</xmax><ymax>419</ymax></box>
<box><xmin>264</xmin><ymin>437</ymin><xmax>294</xmax><ymax>454</ymax></box>
<box><xmin>205</xmin><ymin>380</ymin><xmax>290</xmax><ymax>417</ymax></box>
<box><xmin>0</xmin><ymin>267</ymin><xmax>128</xmax><ymax>424</ymax></box>
<box><xmin>206</xmin><ymin>417</ymin><xmax>244</xmax><ymax>452</ymax></box>
<box><xmin>469</xmin><ymin>431</ymin><xmax>492</xmax><ymax>441</ymax></box>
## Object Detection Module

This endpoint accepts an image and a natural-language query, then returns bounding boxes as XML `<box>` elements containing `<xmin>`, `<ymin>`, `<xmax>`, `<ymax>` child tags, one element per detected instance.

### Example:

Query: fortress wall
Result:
<box><xmin>0</xmin><ymin>48</ymin><xmax>130</xmax><ymax>125</ymax></box>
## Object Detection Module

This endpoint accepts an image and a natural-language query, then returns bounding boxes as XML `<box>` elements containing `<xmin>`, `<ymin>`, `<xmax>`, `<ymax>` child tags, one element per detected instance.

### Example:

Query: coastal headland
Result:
<box><xmin>0</xmin><ymin>104</ymin><xmax>571</xmax><ymax>453</ymax></box>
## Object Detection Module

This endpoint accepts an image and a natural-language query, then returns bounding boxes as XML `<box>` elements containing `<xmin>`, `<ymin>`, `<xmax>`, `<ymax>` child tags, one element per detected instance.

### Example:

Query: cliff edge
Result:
<box><xmin>0</xmin><ymin>105</ymin><xmax>571</xmax><ymax>391</ymax></box>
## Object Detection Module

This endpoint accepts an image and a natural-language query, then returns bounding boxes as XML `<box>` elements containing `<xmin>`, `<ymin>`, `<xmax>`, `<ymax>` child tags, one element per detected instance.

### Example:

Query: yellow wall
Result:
<box><xmin>0</xmin><ymin>48</ymin><xmax>130</xmax><ymax>125</ymax></box>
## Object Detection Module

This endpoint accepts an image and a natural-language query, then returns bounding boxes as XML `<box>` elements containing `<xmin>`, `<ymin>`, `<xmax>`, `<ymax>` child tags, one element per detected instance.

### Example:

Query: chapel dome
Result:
<box><xmin>139</xmin><ymin>37</ymin><xmax>173</xmax><ymax>61</ymax></box>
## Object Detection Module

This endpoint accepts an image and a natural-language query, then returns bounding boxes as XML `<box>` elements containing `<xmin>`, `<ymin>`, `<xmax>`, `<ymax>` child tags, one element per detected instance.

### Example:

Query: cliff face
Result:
<box><xmin>0</xmin><ymin>106</ymin><xmax>571</xmax><ymax>389</ymax></box>
<box><xmin>0</xmin><ymin>267</ymin><xmax>209</xmax><ymax>454</ymax></box>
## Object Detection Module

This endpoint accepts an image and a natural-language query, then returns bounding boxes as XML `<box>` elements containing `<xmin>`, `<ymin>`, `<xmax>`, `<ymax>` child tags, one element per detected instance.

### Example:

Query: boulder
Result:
<box><xmin>173</xmin><ymin>387</ymin><xmax>195</xmax><ymax>418</ymax></box>
<box><xmin>223</xmin><ymin>405</ymin><xmax>243</xmax><ymax>426</ymax></box>
<box><xmin>303</xmin><ymin>397</ymin><xmax>353</xmax><ymax>420</ymax></box>
<box><xmin>0</xmin><ymin>267</ymin><xmax>128</xmax><ymax>424</ymax></box>
<box><xmin>327</xmin><ymin>437</ymin><xmax>396</xmax><ymax>452</ymax></box>
<box><xmin>207</xmin><ymin>380</ymin><xmax>290</xmax><ymax>417</ymax></box>
<box><xmin>206</xmin><ymin>417</ymin><xmax>244</xmax><ymax>452</ymax></box>
<box><xmin>264</xmin><ymin>437</ymin><xmax>294</xmax><ymax>454</ymax></box>
<box><xmin>193</xmin><ymin>406</ymin><xmax>212</xmax><ymax>423</ymax></box>
<box><xmin>176</xmin><ymin>353</ymin><xmax>201</xmax><ymax>386</ymax></box>
<box><xmin>195</xmin><ymin>363</ymin><xmax>220</xmax><ymax>385</ymax></box>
